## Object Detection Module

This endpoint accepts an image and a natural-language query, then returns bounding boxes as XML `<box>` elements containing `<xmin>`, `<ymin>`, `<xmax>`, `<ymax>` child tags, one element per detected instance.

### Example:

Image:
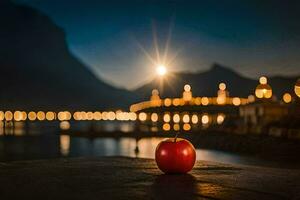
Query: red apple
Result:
<box><xmin>155</xmin><ymin>138</ymin><xmax>196</xmax><ymax>174</ymax></box>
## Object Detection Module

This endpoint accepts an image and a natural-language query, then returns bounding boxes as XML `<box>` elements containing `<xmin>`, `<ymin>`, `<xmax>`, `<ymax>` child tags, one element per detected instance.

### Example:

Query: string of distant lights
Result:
<box><xmin>0</xmin><ymin>111</ymin><xmax>137</xmax><ymax>122</ymax></box>
<box><xmin>0</xmin><ymin>77</ymin><xmax>299</xmax><ymax>123</ymax></box>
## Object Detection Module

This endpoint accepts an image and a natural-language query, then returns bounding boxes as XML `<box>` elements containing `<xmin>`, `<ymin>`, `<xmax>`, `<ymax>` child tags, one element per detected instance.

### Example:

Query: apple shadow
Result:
<box><xmin>150</xmin><ymin>174</ymin><xmax>198</xmax><ymax>200</ymax></box>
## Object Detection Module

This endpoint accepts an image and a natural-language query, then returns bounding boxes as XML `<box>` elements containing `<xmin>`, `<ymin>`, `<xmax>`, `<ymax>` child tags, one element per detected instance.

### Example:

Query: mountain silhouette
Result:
<box><xmin>134</xmin><ymin>63</ymin><xmax>298</xmax><ymax>101</ymax></box>
<box><xmin>0</xmin><ymin>1</ymin><xmax>135</xmax><ymax>110</ymax></box>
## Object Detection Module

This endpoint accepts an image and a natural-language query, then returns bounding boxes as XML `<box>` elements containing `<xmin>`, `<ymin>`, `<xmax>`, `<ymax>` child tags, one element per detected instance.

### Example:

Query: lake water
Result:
<box><xmin>0</xmin><ymin>134</ymin><xmax>285</xmax><ymax>168</ymax></box>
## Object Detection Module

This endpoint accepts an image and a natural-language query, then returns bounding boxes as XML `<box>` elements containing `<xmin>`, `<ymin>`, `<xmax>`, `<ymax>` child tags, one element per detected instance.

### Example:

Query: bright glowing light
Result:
<box><xmin>138</xmin><ymin>112</ymin><xmax>147</xmax><ymax>121</ymax></box>
<box><xmin>163</xmin><ymin>113</ymin><xmax>171</xmax><ymax>123</ymax></box>
<box><xmin>295</xmin><ymin>79</ymin><xmax>300</xmax><ymax>97</ymax></box>
<box><xmin>4</xmin><ymin>111</ymin><xmax>13</xmax><ymax>121</ymax></box>
<box><xmin>172</xmin><ymin>98</ymin><xmax>181</xmax><ymax>106</ymax></box>
<box><xmin>184</xmin><ymin>84</ymin><xmax>191</xmax><ymax>92</ymax></box>
<box><xmin>183</xmin><ymin>123</ymin><xmax>191</xmax><ymax>131</ymax></box>
<box><xmin>173</xmin><ymin>114</ymin><xmax>180</xmax><ymax>123</ymax></box>
<box><xmin>0</xmin><ymin>111</ymin><xmax>4</xmax><ymax>121</ymax></box>
<box><xmin>82</xmin><ymin>111</ymin><xmax>89</xmax><ymax>120</ymax></box>
<box><xmin>182</xmin><ymin>114</ymin><xmax>190</xmax><ymax>123</ymax></box>
<box><xmin>201</xmin><ymin>97</ymin><xmax>209</xmax><ymax>106</ymax></box>
<box><xmin>60</xmin><ymin>135</ymin><xmax>70</xmax><ymax>156</ymax></box>
<box><xmin>164</xmin><ymin>98</ymin><xmax>172</xmax><ymax>107</ymax></box>
<box><xmin>151</xmin><ymin>113</ymin><xmax>158</xmax><ymax>122</ymax></box>
<box><xmin>283</xmin><ymin>93</ymin><xmax>292</xmax><ymax>103</ymax></box>
<box><xmin>201</xmin><ymin>114</ymin><xmax>209</xmax><ymax>124</ymax></box>
<box><xmin>162</xmin><ymin>123</ymin><xmax>171</xmax><ymax>131</ymax></box>
<box><xmin>93</xmin><ymin>111</ymin><xmax>102</xmax><ymax>120</ymax></box>
<box><xmin>259</xmin><ymin>76</ymin><xmax>268</xmax><ymax>84</ymax></box>
<box><xmin>255</xmin><ymin>82</ymin><xmax>272</xmax><ymax>99</ymax></box>
<box><xmin>21</xmin><ymin>112</ymin><xmax>27</xmax><ymax>120</ymax></box>
<box><xmin>58</xmin><ymin>111</ymin><xmax>71</xmax><ymax>121</ymax></box>
<box><xmin>173</xmin><ymin>124</ymin><xmax>180</xmax><ymax>131</ymax></box>
<box><xmin>87</xmin><ymin>112</ymin><xmax>94</xmax><ymax>120</ymax></box>
<box><xmin>37</xmin><ymin>111</ymin><xmax>45</xmax><ymax>121</ymax></box>
<box><xmin>28</xmin><ymin>111</ymin><xmax>37</xmax><ymax>121</ymax></box>
<box><xmin>232</xmin><ymin>97</ymin><xmax>241</xmax><ymax>106</ymax></box>
<box><xmin>14</xmin><ymin>111</ymin><xmax>22</xmax><ymax>121</ymax></box>
<box><xmin>194</xmin><ymin>97</ymin><xmax>201</xmax><ymax>105</ymax></box>
<box><xmin>183</xmin><ymin>84</ymin><xmax>192</xmax><ymax>101</ymax></box>
<box><xmin>219</xmin><ymin>83</ymin><xmax>226</xmax><ymax>90</ymax></box>
<box><xmin>108</xmin><ymin>111</ymin><xmax>116</xmax><ymax>120</ymax></box>
<box><xmin>46</xmin><ymin>112</ymin><xmax>55</xmax><ymax>121</ymax></box>
<box><xmin>60</xmin><ymin>121</ymin><xmax>70</xmax><ymax>130</ymax></box>
<box><xmin>217</xmin><ymin>114</ymin><xmax>225</xmax><ymax>124</ymax></box>
<box><xmin>191</xmin><ymin>114</ymin><xmax>198</xmax><ymax>124</ymax></box>
<box><xmin>101</xmin><ymin>112</ymin><xmax>108</xmax><ymax>120</ymax></box>
<box><xmin>156</xmin><ymin>65</ymin><xmax>167</xmax><ymax>76</ymax></box>
<box><xmin>129</xmin><ymin>112</ymin><xmax>137</xmax><ymax>121</ymax></box>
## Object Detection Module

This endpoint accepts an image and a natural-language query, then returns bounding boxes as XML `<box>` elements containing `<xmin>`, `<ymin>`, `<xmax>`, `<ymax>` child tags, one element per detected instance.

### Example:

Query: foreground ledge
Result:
<box><xmin>0</xmin><ymin>157</ymin><xmax>299</xmax><ymax>200</ymax></box>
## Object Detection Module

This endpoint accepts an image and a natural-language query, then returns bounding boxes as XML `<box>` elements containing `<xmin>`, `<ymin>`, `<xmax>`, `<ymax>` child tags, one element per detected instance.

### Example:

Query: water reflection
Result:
<box><xmin>0</xmin><ymin>134</ymin><xmax>290</xmax><ymax>168</ymax></box>
<box><xmin>53</xmin><ymin>137</ymin><xmax>277</xmax><ymax>167</ymax></box>
<box><xmin>60</xmin><ymin>135</ymin><xmax>70</xmax><ymax>156</ymax></box>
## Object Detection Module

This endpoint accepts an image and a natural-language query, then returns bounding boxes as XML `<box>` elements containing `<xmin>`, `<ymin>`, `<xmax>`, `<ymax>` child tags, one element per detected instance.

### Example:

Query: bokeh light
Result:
<box><xmin>295</xmin><ymin>79</ymin><xmax>300</xmax><ymax>97</ymax></box>
<box><xmin>219</xmin><ymin>82</ymin><xmax>226</xmax><ymax>90</ymax></box>
<box><xmin>162</xmin><ymin>123</ymin><xmax>170</xmax><ymax>131</ymax></box>
<box><xmin>217</xmin><ymin>114</ymin><xmax>225</xmax><ymax>124</ymax></box>
<box><xmin>283</xmin><ymin>93</ymin><xmax>292</xmax><ymax>103</ymax></box>
<box><xmin>138</xmin><ymin>112</ymin><xmax>147</xmax><ymax>121</ymax></box>
<box><xmin>183</xmin><ymin>123</ymin><xmax>191</xmax><ymax>131</ymax></box>
<box><xmin>173</xmin><ymin>113</ymin><xmax>180</xmax><ymax>123</ymax></box>
<box><xmin>163</xmin><ymin>113</ymin><xmax>171</xmax><ymax>123</ymax></box>
<box><xmin>201</xmin><ymin>114</ymin><xmax>209</xmax><ymax>124</ymax></box>
<box><xmin>151</xmin><ymin>113</ymin><xmax>158</xmax><ymax>122</ymax></box>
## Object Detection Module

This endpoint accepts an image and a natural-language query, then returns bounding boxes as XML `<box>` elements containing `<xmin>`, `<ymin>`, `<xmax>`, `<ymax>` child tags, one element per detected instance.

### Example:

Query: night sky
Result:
<box><xmin>14</xmin><ymin>0</ymin><xmax>300</xmax><ymax>89</ymax></box>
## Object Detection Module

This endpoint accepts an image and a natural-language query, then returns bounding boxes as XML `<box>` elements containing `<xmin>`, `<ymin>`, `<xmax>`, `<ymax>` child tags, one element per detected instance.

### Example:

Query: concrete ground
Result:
<box><xmin>0</xmin><ymin>157</ymin><xmax>300</xmax><ymax>200</ymax></box>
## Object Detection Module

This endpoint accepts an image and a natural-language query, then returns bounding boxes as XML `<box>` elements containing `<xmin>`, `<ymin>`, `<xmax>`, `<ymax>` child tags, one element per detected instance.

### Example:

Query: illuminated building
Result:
<box><xmin>217</xmin><ymin>82</ymin><xmax>228</xmax><ymax>105</ymax></box>
<box><xmin>255</xmin><ymin>76</ymin><xmax>272</xmax><ymax>99</ymax></box>
<box><xmin>150</xmin><ymin>89</ymin><xmax>162</xmax><ymax>107</ymax></box>
<box><xmin>183</xmin><ymin>84</ymin><xmax>192</xmax><ymax>102</ymax></box>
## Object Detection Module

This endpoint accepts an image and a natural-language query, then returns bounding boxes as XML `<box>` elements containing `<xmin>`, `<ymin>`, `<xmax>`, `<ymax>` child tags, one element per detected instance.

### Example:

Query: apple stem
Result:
<box><xmin>174</xmin><ymin>132</ymin><xmax>179</xmax><ymax>142</ymax></box>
